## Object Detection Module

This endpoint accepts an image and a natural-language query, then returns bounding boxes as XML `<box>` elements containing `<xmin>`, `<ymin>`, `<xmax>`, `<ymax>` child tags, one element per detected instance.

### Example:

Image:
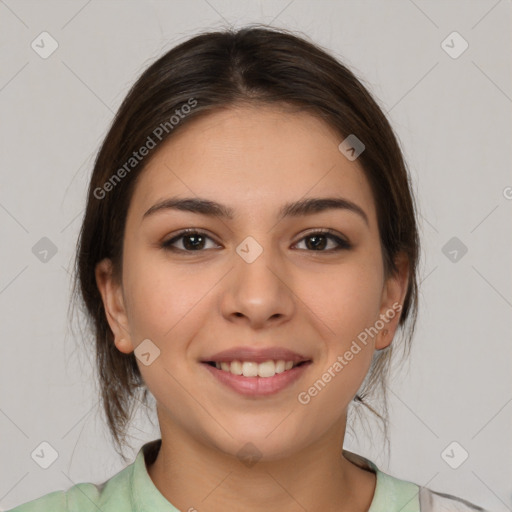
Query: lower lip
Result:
<box><xmin>201</xmin><ymin>362</ymin><xmax>312</xmax><ymax>397</ymax></box>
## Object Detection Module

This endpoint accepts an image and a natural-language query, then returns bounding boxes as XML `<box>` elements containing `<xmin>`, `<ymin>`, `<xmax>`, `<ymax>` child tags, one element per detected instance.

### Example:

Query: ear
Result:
<box><xmin>95</xmin><ymin>258</ymin><xmax>134</xmax><ymax>354</ymax></box>
<box><xmin>375</xmin><ymin>251</ymin><xmax>410</xmax><ymax>350</ymax></box>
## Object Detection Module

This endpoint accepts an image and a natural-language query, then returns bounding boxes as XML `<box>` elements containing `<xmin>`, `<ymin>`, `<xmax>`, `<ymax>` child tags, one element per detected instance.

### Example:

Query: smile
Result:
<box><xmin>202</xmin><ymin>360</ymin><xmax>312</xmax><ymax>396</ymax></box>
<box><xmin>206</xmin><ymin>359</ymin><xmax>304</xmax><ymax>378</ymax></box>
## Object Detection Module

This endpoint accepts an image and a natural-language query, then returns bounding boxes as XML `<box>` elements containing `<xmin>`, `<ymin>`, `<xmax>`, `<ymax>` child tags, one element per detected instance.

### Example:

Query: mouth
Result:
<box><xmin>200</xmin><ymin>357</ymin><xmax>313</xmax><ymax>397</ymax></box>
<box><xmin>199</xmin><ymin>346</ymin><xmax>313</xmax><ymax>396</ymax></box>
<box><xmin>203</xmin><ymin>359</ymin><xmax>311</xmax><ymax>378</ymax></box>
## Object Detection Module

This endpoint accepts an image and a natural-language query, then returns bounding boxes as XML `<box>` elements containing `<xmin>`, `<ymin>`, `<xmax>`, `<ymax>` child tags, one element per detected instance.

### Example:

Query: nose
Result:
<box><xmin>220</xmin><ymin>241</ymin><xmax>296</xmax><ymax>330</ymax></box>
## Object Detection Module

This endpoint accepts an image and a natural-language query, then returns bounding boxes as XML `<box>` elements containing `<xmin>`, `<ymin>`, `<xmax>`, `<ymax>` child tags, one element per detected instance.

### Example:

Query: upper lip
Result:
<box><xmin>202</xmin><ymin>346</ymin><xmax>311</xmax><ymax>364</ymax></box>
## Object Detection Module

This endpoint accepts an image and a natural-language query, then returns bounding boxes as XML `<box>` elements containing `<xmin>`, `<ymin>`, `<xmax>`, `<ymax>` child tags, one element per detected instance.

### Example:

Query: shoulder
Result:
<box><xmin>376</xmin><ymin>472</ymin><xmax>490</xmax><ymax>512</ymax></box>
<box><xmin>377</xmin><ymin>471</ymin><xmax>490</xmax><ymax>512</ymax></box>
<box><xmin>343</xmin><ymin>450</ymin><xmax>490</xmax><ymax>512</ymax></box>
<box><xmin>4</xmin><ymin>489</ymin><xmax>67</xmax><ymax>512</ymax></box>
<box><xmin>4</xmin><ymin>460</ymin><xmax>134</xmax><ymax>512</ymax></box>
<box><xmin>418</xmin><ymin>486</ymin><xmax>490</xmax><ymax>512</ymax></box>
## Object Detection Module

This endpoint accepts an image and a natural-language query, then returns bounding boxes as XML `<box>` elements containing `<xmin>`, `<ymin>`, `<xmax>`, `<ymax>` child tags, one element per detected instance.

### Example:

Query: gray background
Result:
<box><xmin>0</xmin><ymin>0</ymin><xmax>511</xmax><ymax>510</ymax></box>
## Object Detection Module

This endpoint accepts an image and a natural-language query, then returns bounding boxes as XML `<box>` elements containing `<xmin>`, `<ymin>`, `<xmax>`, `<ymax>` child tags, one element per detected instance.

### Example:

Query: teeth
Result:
<box><xmin>213</xmin><ymin>360</ymin><xmax>300</xmax><ymax>378</ymax></box>
<box><xmin>230</xmin><ymin>360</ymin><xmax>243</xmax><ymax>375</ymax></box>
<box><xmin>243</xmin><ymin>362</ymin><xmax>259</xmax><ymax>377</ymax></box>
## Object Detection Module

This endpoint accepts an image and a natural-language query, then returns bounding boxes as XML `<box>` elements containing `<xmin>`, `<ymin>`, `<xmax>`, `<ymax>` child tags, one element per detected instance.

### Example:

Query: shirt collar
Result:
<box><xmin>343</xmin><ymin>449</ymin><xmax>420</xmax><ymax>512</ymax></box>
<box><xmin>129</xmin><ymin>439</ymin><xmax>419</xmax><ymax>512</ymax></box>
<box><xmin>130</xmin><ymin>438</ymin><xmax>180</xmax><ymax>511</ymax></box>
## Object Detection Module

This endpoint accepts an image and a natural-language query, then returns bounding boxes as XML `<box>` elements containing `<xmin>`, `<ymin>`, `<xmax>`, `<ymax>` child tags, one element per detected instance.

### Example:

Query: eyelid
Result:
<box><xmin>293</xmin><ymin>227</ymin><xmax>350</xmax><ymax>244</ymax></box>
<box><xmin>162</xmin><ymin>227</ymin><xmax>351</xmax><ymax>252</ymax></box>
<box><xmin>291</xmin><ymin>228</ymin><xmax>352</xmax><ymax>251</ymax></box>
<box><xmin>162</xmin><ymin>228</ymin><xmax>220</xmax><ymax>249</ymax></box>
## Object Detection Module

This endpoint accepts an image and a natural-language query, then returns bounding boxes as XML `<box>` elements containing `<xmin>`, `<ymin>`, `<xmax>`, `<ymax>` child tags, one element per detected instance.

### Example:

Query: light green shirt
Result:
<box><xmin>6</xmin><ymin>439</ymin><xmax>488</xmax><ymax>511</ymax></box>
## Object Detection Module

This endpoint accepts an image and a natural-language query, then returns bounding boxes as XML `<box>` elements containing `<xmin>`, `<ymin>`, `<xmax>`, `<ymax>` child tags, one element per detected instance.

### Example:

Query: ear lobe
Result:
<box><xmin>375</xmin><ymin>251</ymin><xmax>410</xmax><ymax>350</ymax></box>
<box><xmin>95</xmin><ymin>258</ymin><xmax>134</xmax><ymax>354</ymax></box>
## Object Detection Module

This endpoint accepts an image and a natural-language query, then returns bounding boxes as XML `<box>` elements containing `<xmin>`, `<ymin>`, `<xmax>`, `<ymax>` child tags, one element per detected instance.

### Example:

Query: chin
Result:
<box><xmin>208</xmin><ymin>424</ymin><xmax>311</xmax><ymax>464</ymax></box>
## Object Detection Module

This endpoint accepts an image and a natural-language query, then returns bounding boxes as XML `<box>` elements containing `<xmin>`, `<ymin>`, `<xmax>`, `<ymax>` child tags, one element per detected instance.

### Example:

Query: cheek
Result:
<box><xmin>296</xmin><ymin>261</ymin><xmax>383</xmax><ymax>417</ymax></box>
<box><xmin>304</xmin><ymin>258</ymin><xmax>384</xmax><ymax>341</ymax></box>
<box><xmin>121</xmin><ymin>249</ymin><xmax>210</xmax><ymax>342</ymax></box>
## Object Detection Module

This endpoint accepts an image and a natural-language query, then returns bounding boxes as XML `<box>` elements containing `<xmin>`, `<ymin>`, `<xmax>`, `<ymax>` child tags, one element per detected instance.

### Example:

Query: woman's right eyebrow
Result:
<box><xmin>142</xmin><ymin>196</ymin><xmax>369</xmax><ymax>226</ymax></box>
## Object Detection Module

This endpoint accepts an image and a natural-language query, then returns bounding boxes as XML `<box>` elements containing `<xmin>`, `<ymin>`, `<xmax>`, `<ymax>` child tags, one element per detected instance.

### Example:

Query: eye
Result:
<box><xmin>293</xmin><ymin>229</ymin><xmax>351</xmax><ymax>252</ymax></box>
<box><xmin>161</xmin><ymin>228</ymin><xmax>351</xmax><ymax>253</ymax></box>
<box><xmin>161</xmin><ymin>229</ymin><xmax>220</xmax><ymax>252</ymax></box>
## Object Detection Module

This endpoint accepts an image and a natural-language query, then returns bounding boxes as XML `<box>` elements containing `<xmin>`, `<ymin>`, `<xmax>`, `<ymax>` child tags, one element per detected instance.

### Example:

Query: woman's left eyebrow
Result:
<box><xmin>142</xmin><ymin>196</ymin><xmax>369</xmax><ymax>226</ymax></box>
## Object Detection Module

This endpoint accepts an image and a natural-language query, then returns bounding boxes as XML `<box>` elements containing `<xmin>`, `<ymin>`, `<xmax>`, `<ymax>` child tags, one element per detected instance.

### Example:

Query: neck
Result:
<box><xmin>146</xmin><ymin>410</ymin><xmax>376</xmax><ymax>512</ymax></box>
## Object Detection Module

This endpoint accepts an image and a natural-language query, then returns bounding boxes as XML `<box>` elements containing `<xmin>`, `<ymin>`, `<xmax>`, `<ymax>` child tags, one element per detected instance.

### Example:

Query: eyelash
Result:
<box><xmin>161</xmin><ymin>228</ymin><xmax>352</xmax><ymax>253</ymax></box>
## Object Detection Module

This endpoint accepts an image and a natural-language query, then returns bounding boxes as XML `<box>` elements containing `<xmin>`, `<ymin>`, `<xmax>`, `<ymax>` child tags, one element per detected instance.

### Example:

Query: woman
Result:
<box><xmin>8</xmin><ymin>25</ymin><xmax>489</xmax><ymax>512</ymax></box>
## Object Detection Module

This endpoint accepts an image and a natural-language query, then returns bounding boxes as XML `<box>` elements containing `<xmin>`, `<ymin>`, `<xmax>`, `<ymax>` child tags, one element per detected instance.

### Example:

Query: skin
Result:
<box><xmin>96</xmin><ymin>104</ymin><xmax>409</xmax><ymax>512</ymax></box>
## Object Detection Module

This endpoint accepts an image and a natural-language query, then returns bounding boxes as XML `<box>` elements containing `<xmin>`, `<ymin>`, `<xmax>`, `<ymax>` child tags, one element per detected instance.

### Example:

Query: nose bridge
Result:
<box><xmin>221</xmin><ymin>234</ymin><xmax>294</xmax><ymax>326</ymax></box>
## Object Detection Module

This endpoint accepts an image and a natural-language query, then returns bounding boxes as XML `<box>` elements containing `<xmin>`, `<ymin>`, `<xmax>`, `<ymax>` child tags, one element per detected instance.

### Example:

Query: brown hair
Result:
<box><xmin>73</xmin><ymin>24</ymin><xmax>420</xmax><ymax>461</ymax></box>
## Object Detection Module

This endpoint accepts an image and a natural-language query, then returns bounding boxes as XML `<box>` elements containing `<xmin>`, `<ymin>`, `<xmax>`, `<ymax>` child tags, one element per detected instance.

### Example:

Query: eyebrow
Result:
<box><xmin>142</xmin><ymin>196</ymin><xmax>369</xmax><ymax>225</ymax></box>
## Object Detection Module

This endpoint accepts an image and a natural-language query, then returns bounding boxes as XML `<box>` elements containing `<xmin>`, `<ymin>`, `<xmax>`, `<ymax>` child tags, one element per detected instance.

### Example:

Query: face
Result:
<box><xmin>96</xmin><ymin>104</ymin><xmax>408</xmax><ymax>461</ymax></box>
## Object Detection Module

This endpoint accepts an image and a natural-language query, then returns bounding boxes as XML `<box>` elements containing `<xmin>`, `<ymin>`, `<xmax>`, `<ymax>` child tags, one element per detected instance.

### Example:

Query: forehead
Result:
<box><xmin>128</xmin><ymin>105</ymin><xmax>377</xmax><ymax>226</ymax></box>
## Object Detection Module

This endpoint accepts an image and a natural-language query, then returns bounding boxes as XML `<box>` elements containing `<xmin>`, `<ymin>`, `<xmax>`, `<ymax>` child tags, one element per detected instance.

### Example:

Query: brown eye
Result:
<box><xmin>162</xmin><ymin>230</ymin><xmax>220</xmax><ymax>252</ymax></box>
<box><xmin>161</xmin><ymin>228</ymin><xmax>351</xmax><ymax>254</ymax></box>
<box><xmin>293</xmin><ymin>230</ymin><xmax>351</xmax><ymax>252</ymax></box>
